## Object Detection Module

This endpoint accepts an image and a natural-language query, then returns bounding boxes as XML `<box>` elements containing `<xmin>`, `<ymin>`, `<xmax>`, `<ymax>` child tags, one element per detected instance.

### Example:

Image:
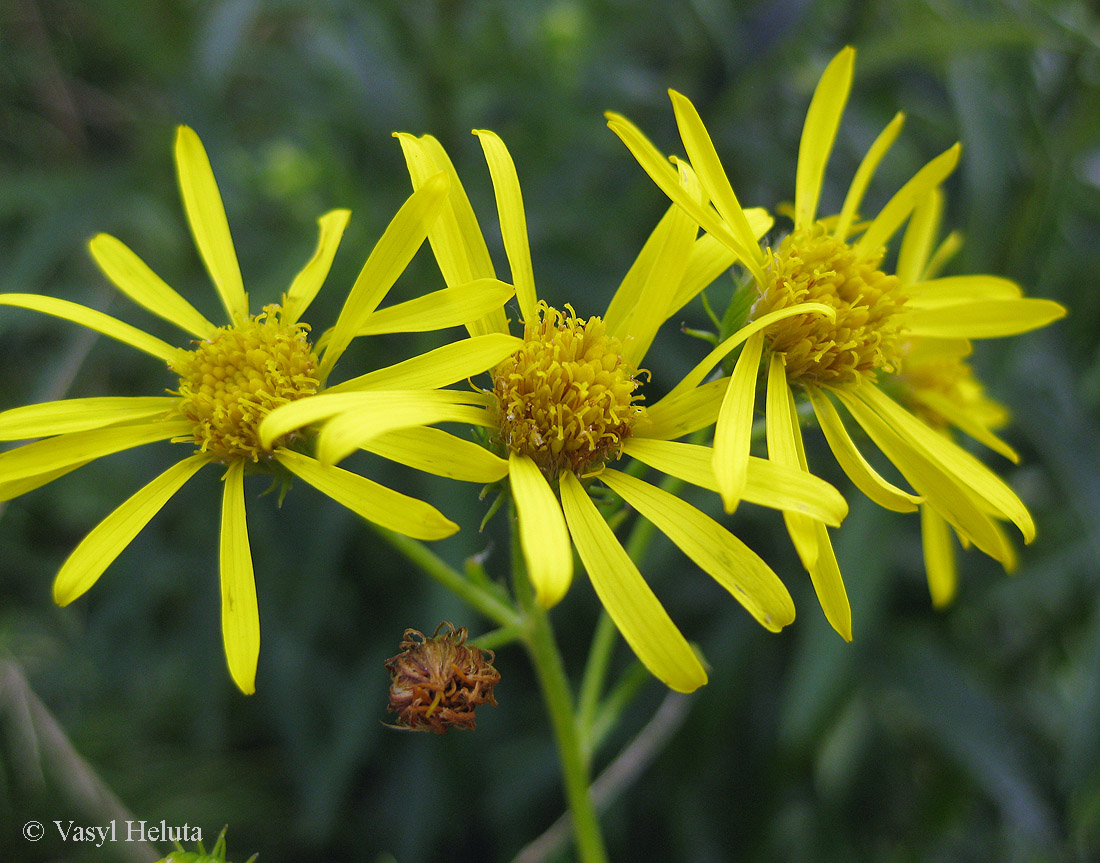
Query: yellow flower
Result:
<box><xmin>342</xmin><ymin>129</ymin><xmax>853</xmax><ymax>693</ymax></box>
<box><xmin>0</xmin><ymin>126</ymin><xmax>517</xmax><ymax>694</ymax></box>
<box><xmin>889</xmin><ymin>190</ymin><xmax>1023</xmax><ymax>607</ymax></box>
<box><xmin>608</xmin><ymin>47</ymin><xmax>1066</xmax><ymax>640</ymax></box>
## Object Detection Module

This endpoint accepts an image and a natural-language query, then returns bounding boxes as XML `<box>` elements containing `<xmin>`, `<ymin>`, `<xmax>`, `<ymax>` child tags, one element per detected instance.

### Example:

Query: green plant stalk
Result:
<box><xmin>576</xmin><ymin>611</ymin><xmax>618</xmax><ymax>762</ymax></box>
<box><xmin>587</xmin><ymin>661</ymin><xmax>652</xmax><ymax>752</ymax></box>
<box><xmin>370</xmin><ymin>524</ymin><xmax>518</xmax><ymax>628</ymax></box>
<box><xmin>511</xmin><ymin>510</ymin><xmax>609</xmax><ymax>863</ymax></box>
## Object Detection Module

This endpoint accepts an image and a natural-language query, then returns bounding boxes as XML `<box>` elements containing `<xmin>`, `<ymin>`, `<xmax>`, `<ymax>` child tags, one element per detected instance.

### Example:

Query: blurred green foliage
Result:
<box><xmin>2</xmin><ymin>0</ymin><xmax>1099</xmax><ymax>861</ymax></box>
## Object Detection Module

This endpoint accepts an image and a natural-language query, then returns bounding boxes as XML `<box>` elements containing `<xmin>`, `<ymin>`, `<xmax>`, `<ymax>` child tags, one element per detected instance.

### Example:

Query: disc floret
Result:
<box><xmin>897</xmin><ymin>348</ymin><xmax>1008</xmax><ymax>432</ymax></box>
<box><xmin>754</xmin><ymin>226</ymin><xmax>907</xmax><ymax>388</ymax></box>
<box><xmin>492</xmin><ymin>302</ymin><xmax>644</xmax><ymax>480</ymax></box>
<box><xmin>171</xmin><ymin>304</ymin><xmax>320</xmax><ymax>461</ymax></box>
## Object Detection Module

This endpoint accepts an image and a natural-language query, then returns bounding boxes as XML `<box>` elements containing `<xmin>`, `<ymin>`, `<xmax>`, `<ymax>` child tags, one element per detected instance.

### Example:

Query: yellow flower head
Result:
<box><xmin>170</xmin><ymin>304</ymin><xmax>321</xmax><ymax>460</ymax></box>
<box><xmin>0</xmin><ymin>126</ymin><xmax>515</xmax><ymax>693</ymax></box>
<box><xmin>756</xmin><ymin>226</ymin><xmax>907</xmax><ymax>386</ymax></box>
<box><xmin>492</xmin><ymin>302</ymin><xmax>644</xmax><ymax>480</ymax></box>
<box><xmin>609</xmin><ymin>47</ymin><xmax>1067</xmax><ymax>640</ymax></box>
<box><xmin>343</xmin><ymin>129</ymin><xmax>857</xmax><ymax>693</ymax></box>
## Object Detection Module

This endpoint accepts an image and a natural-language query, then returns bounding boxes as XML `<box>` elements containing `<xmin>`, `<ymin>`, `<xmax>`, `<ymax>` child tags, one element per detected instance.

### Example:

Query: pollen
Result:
<box><xmin>170</xmin><ymin>304</ymin><xmax>320</xmax><ymax>462</ymax></box>
<box><xmin>754</xmin><ymin>226</ymin><xmax>907</xmax><ymax>388</ymax></box>
<box><xmin>491</xmin><ymin>302</ymin><xmax>644</xmax><ymax>481</ymax></box>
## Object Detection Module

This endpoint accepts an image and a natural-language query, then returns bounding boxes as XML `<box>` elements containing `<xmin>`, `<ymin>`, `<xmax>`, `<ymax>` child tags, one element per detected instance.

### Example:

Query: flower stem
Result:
<box><xmin>511</xmin><ymin>512</ymin><xmax>609</xmax><ymax>863</ymax></box>
<box><xmin>370</xmin><ymin>525</ymin><xmax>518</xmax><ymax>628</ymax></box>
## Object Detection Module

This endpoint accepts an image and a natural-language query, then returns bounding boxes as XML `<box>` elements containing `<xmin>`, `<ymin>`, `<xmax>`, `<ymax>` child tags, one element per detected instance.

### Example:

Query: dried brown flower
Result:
<box><xmin>384</xmin><ymin>622</ymin><xmax>500</xmax><ymax>733</ymax></box>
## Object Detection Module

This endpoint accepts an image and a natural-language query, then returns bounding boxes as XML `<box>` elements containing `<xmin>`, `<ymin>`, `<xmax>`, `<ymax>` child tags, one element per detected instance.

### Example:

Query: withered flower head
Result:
<box><xmin>384</xmin><ymin>622</ymin><xmax>500</xmax><ymax>734</ymax></box>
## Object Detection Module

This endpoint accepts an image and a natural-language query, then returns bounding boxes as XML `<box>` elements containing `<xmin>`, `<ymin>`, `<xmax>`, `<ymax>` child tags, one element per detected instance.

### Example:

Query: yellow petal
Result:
<box><xmin>508</xmin><ymin>453</ymin><xmax>573</xmax><ymax>608</ymax></box>
<box><xmin>807</xmin><ymin>386</ymin><xmax>921</xmax><ymax>512</ymax></box>
<box><xmin>639</xmin><ymin>376</ymin><xmax>728</xmax><ymax>441</ymax></box>
<box><xmin>920</xmin><ymin>503</ymin><xmax>957</xmax><ymax>608</ymax></box>
<box><xmin>605</xmin><ymin>110</ymin><xmax>764</xmax><ymax>282</ymax></box>
<box><xmin>765</xmin><ymin>354</ymin><xmax>818</xmax><ymax>570</ymax></box>
<box><xmin>986</xmin><ymin>513</ymin><xmax>1018</xmax><ymax>573</ymax></box>
<box><xmin>0</xmin><ymin>419</ymin><xmax>192</xmax><ymax>484</ymax></box>
<box><xmin>604</xmin><ymin>204</ymin><xmax>681</xmax><ymax>340</ymax></box>
<box><xmin>276</xmin><ymin>449</ymin><xmax>458</xmax><ymax>540</ymax></box>
<box><xmin>260</xmin><ymin>389</ymin><xmax>488</xmax><ymax>450</ymax></box>
<box><xmin>855</xmin><ymin>143</ymin><xmax>962</xmax><ymax>257</ymax></box>
<box><xmin>53</xmin><ymin>453</ymin><xmax>209</xmax><ymax>605</ymax></box>
<box><xmin>175</xmin><ymin>126</ymin><xmax>248</xmax><ymax>325</ymax></box>
<box><xmin>667</xmin><ymin>232</ymin><xmax>738</xmax><ymax>318</ymax></box>
<box><xmin>910</xmin><ymin>389</ymin><xmax>1019</xmax><ymax>463</ymax></box>
<box><xmin>766</xmin><ymin>352</ymin><xmax>853</xmax><ymax>642</ymax></box>
<box><xmin>894</xmin><ymin>186</ymin><xmax>940</xmax><ymax>284</ymax></box>
<box><xmin>836</xmin><ymin>111</ymin><xmax>906</xmax><ymax>242</ymax></box>
<box><xmin>316</xmin><ymin>393</ymin><xmax>492</xmax><ymax>466</ymax></box>
<box><xmin>327</xmin><ymin>333</ymin><xmax>521</xmax><ymax>393</ymax></box>
<box><xmin>219</xmin><ymin>461</ymin><xmax>259</xmax><ymax>694</ymax></box>
<box><xmin>259</xmin><ymin>392</ymin><xmax>381</xmax><ymax>448</ymax></box>
<box><xmin>743</xmin><ymin>456</ymin><xmax>849</xmax><ymax>527</ymax></box>
<box><xmin>668</xmin><ymin>91</ymin><xmax>768</xmax><ymax>276</ymax></box>
<box><xmin>357</xmin><ymin>279</ymin><xmax>515</xmax><ymax>335</ymax></box>
<box><xmin>806</xmin><ymin>519</ymin><xmax>852</xmax><ymax>642</ymax></box>
<box><xmin>622</xmin><ymin>436</ymin><xmax>848</xmax><ymax>526</ymax></box>
<box><xmin>394</xmin><ymin>132</ymin><xmax>495</xmax><ymax>284</ymax></box>
<box><xmin>663</xmin><ymin>302</ymin><xmax>836</xmax><ymax>401</ymax></box>
<box><xmin>600</xmin><ymin>468</ymin><xmax>795</xmax><ymax>631</ymax></box>
<box><xmin>768</xmin><ymin>366</ymin><xmax>855</xmax><ymax>643</ymax></box>
<box><xmin>282</xmin><ymin>209</ymin><xmax>351</xmax><ymax>325</ymax></box>
<box><xmin>0</xmin><ymin>294</ymin><xmax>178</xmax><ymax>362</ymax></box>
<box><xmin>88</xmin><ymin>233</ymin><xmax>216</xmax><ymax>338</ymax></box>
<box><xmin>713</xmin><ymin>330</ymin><xmax>763</xmax><ymax>512</ymax></box>
<box><xmin>904</xmin><ymin>297</ymin><xmax>1067</xmax><ymax>338</ymax></box>
<box><xmin>321</xmin><ymin>171</ymin><xmax>449</xmax><ymax>377</ymax></box>
<box><xmin>858</xmin><ymin>383</ymin><xmax>1035</xmax><ymax>541</ymax></box>
<box><xmin>796</xmin><ymin>46</ymin><xmax>855</xmax><ymax>229</ymax></box>
<box><xmin>473</xmin><ymin>130</ymin><xmax>539</xmax><ymax>323</ymax></box>
<box><xmin>834</xmin><ymin>386</ymin><xmax>1017</xmax><ymax>557</ymax></box>
<box><xmin>393</xmin><ymin>132</ymin><xmax>508</xmax><ymax>337</ymax></box>
<box><xmin>559</xmin><ymin>471</ymin><xmax>707</xmax><ymax>692</ymax></box>
<box><xmin>620</xmin><ymin>177</ymin><xmax>698</xmax><ymax>365</ymax></box>
<box><xmin>922</xmin><ymin>230</ymin><xmax>964</xmax><ymax>280</ymax></box>
<box><xmin>0</xmin><ymin>461</ymin><xmax>91</xmax><ymax>503</ymax></box>
<box><xmin>905</xmin><ymin>275</ymin><xmax>1023</xmax><ymax>307</ymax></box>
<box><xmin>0</xmin><ymin>396</ymin><xmax>176</xmax><ymax>441</ymax></box>
<box><xmin>361</xmin><ymin>426</ymin><xmax>509</xmax><ymax>483</ymax></box>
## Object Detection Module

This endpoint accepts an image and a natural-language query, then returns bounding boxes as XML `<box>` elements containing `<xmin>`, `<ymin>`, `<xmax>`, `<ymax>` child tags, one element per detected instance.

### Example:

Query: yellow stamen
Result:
<box><xmin>170</xmin><ymin>304</ymin><xmax>320</xmax><ymax>461</ymax></box>
<box><xmin>754</xmin><ymin>225</ymin><xmax>906</xmax><ymax>387</ymax></box>
<box><xmin>492</xmin><ymin>302</ymin><xmax>644</xmax><ymax>480</ymax></box>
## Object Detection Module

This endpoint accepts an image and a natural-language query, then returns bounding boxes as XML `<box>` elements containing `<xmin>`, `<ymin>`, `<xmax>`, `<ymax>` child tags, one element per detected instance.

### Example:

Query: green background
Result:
<box><xmin>2</xmin><ymin>0</ymin><xmax>1098</xmax><ymax>860</ymax></box>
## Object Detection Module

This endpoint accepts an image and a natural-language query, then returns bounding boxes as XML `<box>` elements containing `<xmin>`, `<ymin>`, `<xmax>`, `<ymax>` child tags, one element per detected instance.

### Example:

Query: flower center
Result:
<box><xmin>753</xmin><ymin>226</ymin><xmax>907</xmax><ymax>388</ymax></box>
<box><xmin>170</xmin><ymin>304</ymin><xmax>320</xmax><ymax>462</ymax></box>
<box><xmin>896</xmin><ymin>347</ymin><xmax>1006</xmax><ymax>432</ymax></box>
<box><xmin>491</xmin><ymin>302</ymin><xmax>644</xmax><ymax>480</ymax></box>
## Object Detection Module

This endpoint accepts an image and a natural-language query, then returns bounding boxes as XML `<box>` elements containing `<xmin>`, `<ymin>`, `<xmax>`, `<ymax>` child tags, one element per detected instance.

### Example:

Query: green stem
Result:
<box><xmin>471</xmin><ymin>622</ymin><xmax>524</xmax><ymax>651</ymax></box>
<box><xmin>576</xmin><ymin>612</ymin><xmax>618</xmax><ymax>763</ymax></box>
<box><xmin>370</xmin><ymin>525</ymin><xmax>518</xmax><ymax>628</ymax></box>
<box><xmin>588</xmin><ymin>661</ymin><xmax>651</xmax><ymax>752</ymax></box>
<box><xmin>511</xmin><ymin>514</ymin><xmax>609</xmax><ymax>863</ymax></box>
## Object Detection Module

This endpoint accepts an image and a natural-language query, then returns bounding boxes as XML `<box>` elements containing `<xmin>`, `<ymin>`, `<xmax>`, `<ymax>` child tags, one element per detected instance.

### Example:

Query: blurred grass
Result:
<box><xmin>2</xmin><ymin>0</ymin><xmax>1099</xmax><ymax>861</ymax></box>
